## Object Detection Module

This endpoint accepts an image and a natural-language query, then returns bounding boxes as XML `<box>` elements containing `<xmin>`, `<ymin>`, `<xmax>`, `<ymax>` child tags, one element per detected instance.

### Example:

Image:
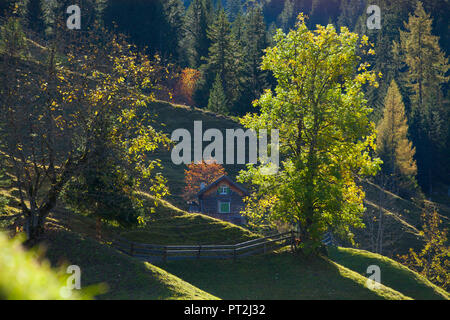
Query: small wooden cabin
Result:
<box><xmin>188</xmin><ymin>175</ymin><xmax>248</xmax><ymax>225</ymax></box>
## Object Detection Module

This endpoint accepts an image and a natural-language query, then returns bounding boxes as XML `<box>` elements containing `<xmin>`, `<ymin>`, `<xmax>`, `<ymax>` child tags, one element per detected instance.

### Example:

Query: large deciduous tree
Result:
<box><xmin>0</xmin><ymin>19</ymin><xmax>169</xmax><ymax>243</ymax></box>
<box><xmin>238</xmin><ymin>15</ymin><xmax>381</xmax><ymax>254</ymax></box>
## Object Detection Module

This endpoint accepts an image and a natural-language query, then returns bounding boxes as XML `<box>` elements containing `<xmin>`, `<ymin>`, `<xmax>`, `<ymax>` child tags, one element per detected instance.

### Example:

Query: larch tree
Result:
<box><xmin>238</xmin><ymin>15</ymin><xmax>382</xmax><ymax>254</ymax></box>
<box><xmin>376</xmin><ymin>80</ymin><xmax>417</xmax><ymax>193</ymax></box>
<box><xmin>398</xmin><ymin>206</ymin><xmax>449</xmax><ymax>291</ymax></box>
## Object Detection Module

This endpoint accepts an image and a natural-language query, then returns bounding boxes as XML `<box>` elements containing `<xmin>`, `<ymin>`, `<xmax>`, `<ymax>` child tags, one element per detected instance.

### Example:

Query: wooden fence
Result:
<box><xmin>112</xmin><ymin>231</ymin><xmax>296</xmax><ymax>263</ymax></box>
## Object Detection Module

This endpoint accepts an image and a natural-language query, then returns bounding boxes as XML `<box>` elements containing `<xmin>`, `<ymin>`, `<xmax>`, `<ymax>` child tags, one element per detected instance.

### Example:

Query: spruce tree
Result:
<box><xmin>226</xmin><ymin>0</ymin><xmax>242</xmax><ymax>22</ymax></box>
<box><xmin>237</xmin><ymin>3</ymin><xmax>268</xmax><ymax>114</ymax></box>
<box><xmin>231</xmin><ymin>10</ymin><xmax>244</xmax><ymax>43</ymax></box>
<box><xmin>25</xmin><ymin>0</ymin><xmax>44</xmax><ymax>33</ymax></box>
<box><xmin>396</xmin><ymin>1</ymin><xmax>449</xmax><ymax>194</ymax></box>
<box><xmin>182</xmin><ymin>0</ymin><xmax>210</xmax><ymax>68</ymax></box>
<box><xmin>337</xmin><ymin>0</ymin><xmax>365</xmax><ymax>30</ymax></box>
<box><xmin>162</xmin><ymin>0</ymin><xmax>185</xmax><ymax>62</ymax></box>
<box><xmin>207</xmin><ymin>73</ymin><xmax>228</xmax><ymax>115</ymax></box>
<box><xmin>199</xmin><ymin>8</ymin><xmax>242</xmax><ymax>109</ymax></box>
<box><xmin>310</xmin><ymin>0</ymin><xmax>340</xmax><ymax>27</ymax></box>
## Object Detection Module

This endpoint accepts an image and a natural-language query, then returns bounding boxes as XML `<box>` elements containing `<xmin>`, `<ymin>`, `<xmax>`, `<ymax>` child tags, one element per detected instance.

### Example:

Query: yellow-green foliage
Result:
<box><xmin>0</xmin><ymin>232</ymin><xmax>93</xmax><ymax>300</ymax></box>
<box><xmin>398</xmin><ymin>209</ymin><xmax>450</xmax><ymax>292</ymax></box>
<box><xmin>238</xmin><ymin>14</ymin><xmax>381</xmax><ymax>252</ymax></box>
<box><xmin>377</xmin><ymin>80</ymin><xmax>417</xmax><ymax>178</ymax></box>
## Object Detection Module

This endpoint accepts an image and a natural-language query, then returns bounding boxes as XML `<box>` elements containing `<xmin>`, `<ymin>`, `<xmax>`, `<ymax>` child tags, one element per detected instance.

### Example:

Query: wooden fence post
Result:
<box><xmin>290</xmin><ymin>231</ymin><xmax>295</xmax><ymax>252</ymax></box>
<box><xmin>163</xmin><ymin>246</ymin><xmax>167</xmax><ymax>263</ymax></box>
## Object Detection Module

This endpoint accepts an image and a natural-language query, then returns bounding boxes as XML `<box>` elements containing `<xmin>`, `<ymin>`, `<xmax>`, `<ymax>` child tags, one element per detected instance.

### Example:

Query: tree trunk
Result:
<box><xmin>96</xmin><ymin>217</ymin><xmax>102</xmax><ymax>240</ymax></box>
<box><xmin>24</xmin><ymin>212</ymin><xmax>44</xmax><ymax>246</ymax></box>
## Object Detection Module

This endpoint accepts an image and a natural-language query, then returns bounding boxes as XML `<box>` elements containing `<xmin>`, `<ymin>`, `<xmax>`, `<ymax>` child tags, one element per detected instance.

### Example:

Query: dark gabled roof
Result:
<box><xmin>197</xmin><ymin>175</ymin><xmax>249</xmax><ymax>197</ymax></box>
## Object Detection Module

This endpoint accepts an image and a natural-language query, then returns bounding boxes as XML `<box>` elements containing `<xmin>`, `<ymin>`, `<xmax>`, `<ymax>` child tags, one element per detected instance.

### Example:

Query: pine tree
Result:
<box><xmin>207</xmin><ymin>73</ymin><xmax>228</xmax><ymax>114</ymax></box>
<box><xmin>377</xmin><ymin>80</ymin><xmax>417</xmax><ymax>194</ymax></box>
<box><xmin>396</xmin><ymin>1</ymin><xmax>449</xmax><ymax>194</ymax></box>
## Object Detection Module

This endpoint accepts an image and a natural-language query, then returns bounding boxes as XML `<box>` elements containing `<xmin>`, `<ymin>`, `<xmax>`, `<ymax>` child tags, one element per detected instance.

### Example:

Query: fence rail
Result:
<box><xmin>112</xmin><ymin>231</ymin><xmax>296</xmax><ymax>263</ymax></box>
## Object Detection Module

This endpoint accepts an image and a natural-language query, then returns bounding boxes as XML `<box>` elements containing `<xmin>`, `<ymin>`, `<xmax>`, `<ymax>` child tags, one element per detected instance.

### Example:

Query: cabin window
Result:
<box><xmin>218</xmin><ymin>185</ymin><xmax>230</xmax><ymax>195</ymax></box>
<box><xmin>219</xmin><ymin>201</ymin><xmax>230</xmax><ymax>214</ymax></box>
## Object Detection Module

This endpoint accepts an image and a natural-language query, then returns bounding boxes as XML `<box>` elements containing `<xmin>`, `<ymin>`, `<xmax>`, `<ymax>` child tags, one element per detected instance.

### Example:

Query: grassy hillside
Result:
<box><xmin>157</xmin><ymin>247</ymin><xmax>411</xmax><ymax>300</ymax></box>
<box><xmin>328</xmin><ymin>247</ymin><xmax>449</xmax><ymax>300</ymax></box>
<box><xmin>0</xmin><ymin>37</ymin><xmax>447</xmax><ymax>300</ymax></box>
<box><xmin>42</xmin><ymin>228</ymin><xmax>218</xmax><ymax>300</ymax></box>
<box><xmin>1</xmin><ymin>178</ymin><xmax>448</xmax><ymax>300</ymax></box>
<box><xmin>143</xmin><ymin>100</ymin><xmax>446</xmax><ymax>257</ymax></box>
<box><xmin>120</xmin><ymin>213</ymin><xmax>260</xmax><ymax>245</ymax></box>
<box><xmin>145</xmin><ymin>100</ymin><xmax>247</xmax><ymax>208</ymax></box>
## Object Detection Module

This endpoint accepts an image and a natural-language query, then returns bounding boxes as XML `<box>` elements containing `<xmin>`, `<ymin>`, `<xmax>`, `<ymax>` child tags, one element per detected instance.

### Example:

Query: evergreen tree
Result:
<box><xmin>396</xmin><ymin>1</ymin><xmax>449</xmax><ymax>194</ymax></box>
<box><xmin>310</xmin><ymin>0</ymin><xmax>340</xmax><ymax>27</ymax></box>
<box><xmin>226</xmin><ymin>0</ymin><xmax>242</xmax><ymax>22</ymax></box>
<box><xmin>182</xmin><ymin>0</ymin><xmax>210</xmax><ymax>68</ymax></box>
<box><xmin>354</xmin><ymin>0</ymin><xmax>415</xmax><ymax>122</ymax></box>
<box><xmin>377</xmin><ymin>80</ymin><xmax>417</xmax><ymax>194</ymax></box>
<box><xmin>277</xmin><ymin>0</ymin><xmax>295</xmax><ymax>32</ymax></box>
<box><xmin>162</xmin><ymin>0</ymin><xmax>185</xmax><ymax>61</ymax></box>
<box><xmin>231</xmin><ymin>10</ymin><xmax>244</xmax><ymax>43</ymax></box>
<box><xmin>25</xmin><ymin>0</ymin><xmax>44</xmax><ymax>33</ymax></box>
<box><xmin>93</xmin><ymin>0</ymin><xmax>107</xmax><ymax>25</ymax></box>
<box><xmin>237</xmin><ymin>3</ymin><xmax>268</xmax><ymax>114</ymax></box>
<box><xmin>337</xmin><ymin>0</ymin><xmax>365</xmax><ymax>30</ymax></box>
<box><xmin>196</xmin><ymin>8</ymin><xmax>242</xmax><ymax>109</ymax></box>
<box><xmin>0</xmin><ymin>16</ymin><xmax>28</xmax><ymax>58</ymax></box>
<box><xmin>207</xmin><ymin>73</ymin><xmax>228</xmax><ymax>114</ymax></box>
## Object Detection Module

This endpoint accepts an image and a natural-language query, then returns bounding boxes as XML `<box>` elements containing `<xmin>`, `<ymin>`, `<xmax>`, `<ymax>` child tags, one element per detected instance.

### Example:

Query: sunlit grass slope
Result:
<box><xmin>43</xmin><ymin>228</ymin><xmax>218</xmax><ymax>300</ymax></box>
<box><xmin>157</xmin><ymin>247</ymin><xmax>411</xmax><ymax>300</ymax></box>
<box><xmin>327</xmin><ymin>246</ymin><xmax>449</xmax><ymax>300</ymax></box>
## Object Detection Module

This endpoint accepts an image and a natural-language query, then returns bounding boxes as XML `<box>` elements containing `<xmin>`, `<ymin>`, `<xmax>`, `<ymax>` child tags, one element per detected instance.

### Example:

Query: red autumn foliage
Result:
<box><xmin>183</xmin><ymin>159</ymin><xmax>227</xmax><ymax>200</ymax></box>
<box><xmin>174</xmin><ymin>68</ymin><xmax>201</xmax><ymax>106</ymax></box>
